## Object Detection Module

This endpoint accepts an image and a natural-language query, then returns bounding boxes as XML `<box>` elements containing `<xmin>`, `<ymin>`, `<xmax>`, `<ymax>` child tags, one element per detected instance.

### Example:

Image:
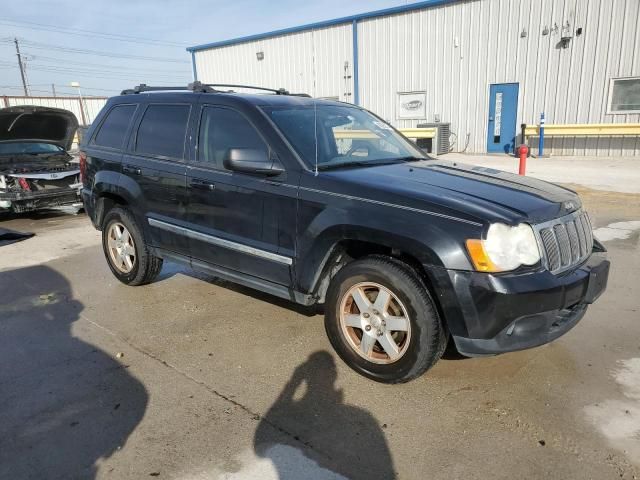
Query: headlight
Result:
<box><xmin>466</xmin><ymin>223</ymin><xmax>541</xmax><ymax>272</ymax></box>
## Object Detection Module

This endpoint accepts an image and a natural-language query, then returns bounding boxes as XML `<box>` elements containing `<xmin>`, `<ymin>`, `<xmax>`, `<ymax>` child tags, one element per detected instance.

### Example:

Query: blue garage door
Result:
<box><xmin>487</xmin><ymin>83</ymin><xmax>519</xmax><ymax>154</ymax></box>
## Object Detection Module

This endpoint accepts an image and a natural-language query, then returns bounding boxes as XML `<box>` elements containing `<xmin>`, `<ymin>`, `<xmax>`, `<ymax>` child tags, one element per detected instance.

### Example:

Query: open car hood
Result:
<box><xmin>0</xmin><ymin>105</ymin><xmax>79</xmax><ymax>151</ymax></box>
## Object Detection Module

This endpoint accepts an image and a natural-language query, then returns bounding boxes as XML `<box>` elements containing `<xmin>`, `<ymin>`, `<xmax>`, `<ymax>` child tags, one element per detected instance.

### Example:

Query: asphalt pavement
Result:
<box><xmin>0</xmin><ymin>182</ymin><xmax>639</xmax><ymax>480</ymax></box>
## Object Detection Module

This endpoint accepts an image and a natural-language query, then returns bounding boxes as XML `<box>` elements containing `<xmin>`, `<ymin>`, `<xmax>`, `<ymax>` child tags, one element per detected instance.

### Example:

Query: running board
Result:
<box><xmin>155</xmin><ymin>248</ymin><xmax>316</xmax><ymax>306</ymax></box>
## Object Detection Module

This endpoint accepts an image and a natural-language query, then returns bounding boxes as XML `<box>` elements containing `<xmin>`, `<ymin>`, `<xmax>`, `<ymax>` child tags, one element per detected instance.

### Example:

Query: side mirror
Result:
<box><xmin>223</xmin><ymin>148</ymin><xmax>284</xmax><ymax>176</ymax></box>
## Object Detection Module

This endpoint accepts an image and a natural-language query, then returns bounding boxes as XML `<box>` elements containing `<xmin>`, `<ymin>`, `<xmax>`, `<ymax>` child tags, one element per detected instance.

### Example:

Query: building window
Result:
<box><xmin>609</xmin><ymin>77</ymin><xmax>640</xmax><ymax>114</ymax></box>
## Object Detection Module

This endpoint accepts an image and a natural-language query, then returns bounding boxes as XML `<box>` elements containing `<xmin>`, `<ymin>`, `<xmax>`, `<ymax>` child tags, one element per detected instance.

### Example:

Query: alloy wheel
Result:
<box><xmin>107</xmin><ymin>222</ymin><xmax>136</xmax><ymax>273</ymax></box>
<box><xmin>339</xmin><ymin>282</ymin><xmax>412</xmax><ymax>364</ymax></box>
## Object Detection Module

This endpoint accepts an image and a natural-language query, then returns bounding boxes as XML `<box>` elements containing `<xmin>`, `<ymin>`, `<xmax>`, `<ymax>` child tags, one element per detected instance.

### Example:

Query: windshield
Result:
<box><xmin>0</xmin><ymin>142</ymin><xmax>64</xmax><ymax>156</ymax></box>
<box><xmin>264</xmin><ymin>104</ymin><xmax>427</xmax><ymax>170</ymax></box>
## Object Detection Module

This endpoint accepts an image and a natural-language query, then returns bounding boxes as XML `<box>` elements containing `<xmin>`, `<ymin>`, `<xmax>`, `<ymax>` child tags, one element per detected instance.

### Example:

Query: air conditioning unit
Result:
<box><xmin>416</xmin><ymin>122</ymin><xmax>451</xmax><ymax>155</ymax></box>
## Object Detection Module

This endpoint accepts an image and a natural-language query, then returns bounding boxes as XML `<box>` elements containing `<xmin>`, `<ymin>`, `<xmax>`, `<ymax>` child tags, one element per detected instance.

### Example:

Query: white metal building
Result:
<box><xmin>1</xmin><ymin>96</ymin><xmax>108</xmax><ymax>126</ymax></box>
<box><xmin>188</xmin><ymin>0</ymin><xmax>640</xmax><ymax>156</ymax></box>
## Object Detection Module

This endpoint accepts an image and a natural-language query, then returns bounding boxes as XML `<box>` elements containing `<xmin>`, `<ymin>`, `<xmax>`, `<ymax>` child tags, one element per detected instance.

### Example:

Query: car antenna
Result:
<box><xmin>314</xmin><ymin>98</ymin><xmax>319</xmax><ymax>176</ymax></box>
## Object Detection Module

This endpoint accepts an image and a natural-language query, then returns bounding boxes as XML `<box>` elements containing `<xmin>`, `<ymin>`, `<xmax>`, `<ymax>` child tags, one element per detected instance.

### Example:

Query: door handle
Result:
<box><xmin>190</xmin><ymin>179</ymin><xmax>215</xmax><ymax>191</ymax></box>
<box><xmin>123</xmin><ymin>165</ymin><xmax>142</xmax><ymax>175</ymax></box>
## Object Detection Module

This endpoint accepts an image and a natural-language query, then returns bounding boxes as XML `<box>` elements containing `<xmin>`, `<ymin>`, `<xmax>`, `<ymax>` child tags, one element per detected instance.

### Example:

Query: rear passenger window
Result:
<box><xmin>198</xmin><ymin>107</ymin><xmax>267</xmax><ymax>169</ymax></box>
<box><xmin>93</xmin><ymin>104</ymin><xmax>137</xmax><ymax>149</ymax></box>
<box><xmin>135</xmin><ymin>104</ymin><xmax>190</xmax><ymax>159</ymax></box>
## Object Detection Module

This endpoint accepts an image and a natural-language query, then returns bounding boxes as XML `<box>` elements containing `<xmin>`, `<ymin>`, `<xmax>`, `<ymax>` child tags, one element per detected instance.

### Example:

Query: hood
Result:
<box><xmin>326</xmin><ymin>159</ymin><xmax>581</xmax><ymax>224</ymax></box>
<box><xmin>0</xmin><ymin>106</ymin><xmax>79</xmax><ymax>151</ymax></box>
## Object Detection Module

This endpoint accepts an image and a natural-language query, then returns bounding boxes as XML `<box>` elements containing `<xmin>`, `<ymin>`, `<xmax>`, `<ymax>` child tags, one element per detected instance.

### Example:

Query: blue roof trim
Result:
<box><xmin>187</xmin><ymin>0</ymin><xmax>460</xmax><ymax>52</ymax></box>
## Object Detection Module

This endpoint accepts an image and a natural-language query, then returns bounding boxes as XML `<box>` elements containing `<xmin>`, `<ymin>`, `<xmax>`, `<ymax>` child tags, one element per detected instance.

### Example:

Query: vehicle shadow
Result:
<box><xmin>253</xmin><ymin>351</ymin><xmax>396</xmax><ymax>479</ymax></box>
<box><xmin>0</xmin><ymin>265</ymin><xmax>148</xmax><ymax>479</ymax></box>
<box><xmin>173</xmin><ymin>263</ymin><xmax>320</xmax><ymax>317</ymax></box>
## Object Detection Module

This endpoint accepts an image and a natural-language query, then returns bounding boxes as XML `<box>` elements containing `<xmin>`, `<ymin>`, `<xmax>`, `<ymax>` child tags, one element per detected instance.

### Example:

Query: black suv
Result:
<box><xmin>81</xmin><ymin>83</ymin><xmax>610</xmax><ymax>383</ymax></box>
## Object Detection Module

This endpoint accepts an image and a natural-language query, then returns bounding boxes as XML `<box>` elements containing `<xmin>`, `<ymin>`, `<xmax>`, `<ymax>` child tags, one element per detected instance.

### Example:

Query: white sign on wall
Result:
<box><xmin>397</xmin><ymin>92</ymin><xmax>426</xmax><ymax>120</ymax></box>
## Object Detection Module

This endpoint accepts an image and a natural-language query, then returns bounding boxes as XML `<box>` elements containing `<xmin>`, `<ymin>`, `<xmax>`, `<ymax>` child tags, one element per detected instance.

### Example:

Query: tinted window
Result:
<box><xmin>136</xmin><ymin>104</ymin><xmax>190</xmax><ymax>158</ymax></box>
<box><xmin>198</xmin><ymin>107</ymin><xmax>267</xmax><ymax>169</ymax></box>
<box><xmin>93</xmin><ymin>104</ymin><xmax>137</xmax><ymax>149</ymax></box>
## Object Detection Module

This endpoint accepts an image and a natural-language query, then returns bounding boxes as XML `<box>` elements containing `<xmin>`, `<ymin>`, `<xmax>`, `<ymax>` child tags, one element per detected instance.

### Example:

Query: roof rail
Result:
<box><xmin>120</xmin><ymin>82</ymin><xmax>309</xmax><ymax>97</ymax></box>
<box><xmin>120</xmin><ymin>82</ymin><xmax>215</xmax><ymax>95</ymax></box>
<box><xmin>202</xmin><ymin>84</ymin><xmax>290</xmax><ymax>95</ymax></box>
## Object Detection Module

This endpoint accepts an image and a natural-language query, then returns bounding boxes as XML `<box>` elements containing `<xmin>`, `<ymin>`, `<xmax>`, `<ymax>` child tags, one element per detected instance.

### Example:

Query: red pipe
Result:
<box><xmin>518</xmin><ymin>144</ymin><xmax>529</xmax><ymax>176</ymax></box>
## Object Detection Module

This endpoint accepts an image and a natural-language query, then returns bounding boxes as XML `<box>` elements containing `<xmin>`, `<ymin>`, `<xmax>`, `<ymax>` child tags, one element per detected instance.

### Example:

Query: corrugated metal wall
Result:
<box><xmin>2</xmin><ymin>96</ymin><xmax>108</xmax><ymax>126</ymax></box>
<box><xmin>194</xmin><ymin>23</ymin><xmax>354</xmax><ymax>101</ymax></box>
<box><xmin>192</xmin><ymin>0</ymin><xmax>640</xmax><ymax>155</ymax></box>
<box><xmin>357</xmin><ymin>0</ymin><xmax>640</xmax><ymax>155</ymax></box>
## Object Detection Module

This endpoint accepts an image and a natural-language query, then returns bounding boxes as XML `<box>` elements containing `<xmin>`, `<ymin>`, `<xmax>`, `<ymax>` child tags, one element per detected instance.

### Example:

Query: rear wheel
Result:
<box><xmin>102</xmin><ymin>207</ymin><xmax>162</xmax><ymax>286</ymax></box>
<box><xmin>325</xmin><ymin>256</ymin><xmax>447</xmax><ymax>383</ymax></box>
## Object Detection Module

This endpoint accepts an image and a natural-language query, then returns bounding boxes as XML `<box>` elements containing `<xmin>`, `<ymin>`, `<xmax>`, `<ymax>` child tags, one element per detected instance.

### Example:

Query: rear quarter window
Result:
<box><xmin>92</xmin><ymin>104</ymin><xmax>137</xmax><ymax>149</ymax></box>
<box><xmin>135</xmin><ymin>104</ymin><xmax>191</xmax><ymax>159</ymax></box>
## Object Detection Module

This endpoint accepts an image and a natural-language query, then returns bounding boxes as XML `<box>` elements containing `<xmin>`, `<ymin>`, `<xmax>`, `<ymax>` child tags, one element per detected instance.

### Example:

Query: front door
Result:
<box><xmin>185</xmin><ymin>105</ymin><xmax>294</xmax><ymax>286</ymax></box>
<box><xmin>487</xmin><ymin>83</ymin><xmax>519</xmax><ymax>154</ymax></box>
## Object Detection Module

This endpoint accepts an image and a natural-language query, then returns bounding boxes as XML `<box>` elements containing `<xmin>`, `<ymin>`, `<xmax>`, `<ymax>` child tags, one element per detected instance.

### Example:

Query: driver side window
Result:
<box><xmin>198</xmin><ymin>107</ymin><xmax>268</xmax><ymax>170</ymax></box>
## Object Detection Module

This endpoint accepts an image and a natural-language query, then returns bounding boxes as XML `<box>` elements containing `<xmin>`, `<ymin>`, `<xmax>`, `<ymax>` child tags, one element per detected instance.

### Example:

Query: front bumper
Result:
<box><xmin>0</xmin><ymin>187</ymin><xmax>82</xmax><ymax>212</ymax></box>
<box><xmin>429</xmin><ymin>252</ymin><xmax>610</xmax><ymax>356</ymax></box>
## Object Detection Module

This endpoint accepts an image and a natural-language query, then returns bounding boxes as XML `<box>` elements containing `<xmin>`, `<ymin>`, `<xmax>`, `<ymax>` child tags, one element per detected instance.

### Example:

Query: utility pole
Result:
<box><xmin>14</xmin><ymin>38</ymin><xmax>29</xmax><ymax>97</ymax></box>
<box><xmin>52</xmin><ymin>84</ymin><xmax>56</xmax><ymax>97</ymax></box>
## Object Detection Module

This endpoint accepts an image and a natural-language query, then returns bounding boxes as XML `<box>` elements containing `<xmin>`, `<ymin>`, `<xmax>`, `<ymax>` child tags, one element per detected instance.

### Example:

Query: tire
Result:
<box><xmin>101</xmin><ymin>207</ymin><xmax>162</xmax><ymax>286</ymax></box>
<box><xmin>324</xmin><ymin>255</ymin><xmax>447</xmax><ymax>383</ymax></box>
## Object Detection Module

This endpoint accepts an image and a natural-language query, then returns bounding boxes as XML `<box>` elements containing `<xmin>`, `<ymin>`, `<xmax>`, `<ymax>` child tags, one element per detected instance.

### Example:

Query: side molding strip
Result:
<box><xmin>148</xmin><ymin>218</ymin><xmax>293</xmax><ymax>266</ymax></box>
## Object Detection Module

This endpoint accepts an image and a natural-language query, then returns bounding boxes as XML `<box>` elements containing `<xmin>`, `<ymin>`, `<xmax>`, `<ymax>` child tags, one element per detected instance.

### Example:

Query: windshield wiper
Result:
<box><xmin>317</xmin><ymin>157</ymin><xmax>423</xmax><ymax>171</ymax></box>
<box><xmin>393</xmin><ymin>156</ymin><xmax>427</xmax><ymax>162</ymax></box>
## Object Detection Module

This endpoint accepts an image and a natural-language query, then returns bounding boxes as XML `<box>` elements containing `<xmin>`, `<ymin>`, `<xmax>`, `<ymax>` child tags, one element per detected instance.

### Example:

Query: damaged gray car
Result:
<box><xmin>0</xmin><ymin>106</ymin><xmax>82</xmax><ymax>213</ymax></box>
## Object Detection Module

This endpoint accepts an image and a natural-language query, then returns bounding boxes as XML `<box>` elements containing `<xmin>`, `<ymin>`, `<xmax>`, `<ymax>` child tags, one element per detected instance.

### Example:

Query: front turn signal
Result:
<box><xmin>465</xmin><ymin>239</ymin><xmax>500</xmax><ymax>272</ymax></box>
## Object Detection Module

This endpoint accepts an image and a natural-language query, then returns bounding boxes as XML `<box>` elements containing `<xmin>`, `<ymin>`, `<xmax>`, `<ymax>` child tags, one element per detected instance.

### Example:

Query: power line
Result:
<box><xmin>1</xmin><ymin>82</ymin><xmax>118</xmax><ymax>93</ymax></box>
<box><xmin>0</xmin><ymin>59</ymin><xmax>189</xmax><ymax>78</ymax></box>
<box><xmin>0</xmin><ymin>38</ymin><xmax>189</xmax><ymax>64</ymax></box>
<box><xmin>0</xmin><ymin>85</ymin><xmax>108</xmax><ymax>96</ymax></box>
<box><xmin>1</xmin><ymin>53</ymin><xmax>190</xmax><ymax>79</ymax></box>
<box><xmin>0</xmin><ymin>63</ymin><xmax>188</xmax><ymax>83</ymax></box>
<box><xmin>27</xmin><ymin>61</ymin><xmax>189</xmax><ymax>79</ymax></box>
<box><xmin>30</xmin><ymin>54</ymin><xmax>188</xmax><ymax>74</ymax></box>
<box><xmin>0</xmin><ymin>19</ymin><xmax>188</xmax><ymax>47</ymax></box>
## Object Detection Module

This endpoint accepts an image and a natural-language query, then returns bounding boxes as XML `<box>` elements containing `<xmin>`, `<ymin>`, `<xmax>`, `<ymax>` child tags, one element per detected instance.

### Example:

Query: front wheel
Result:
<box><xmin>324</xmin><ymin>256</ymin><xmax>447</xmax><ymax>383</ymax></box>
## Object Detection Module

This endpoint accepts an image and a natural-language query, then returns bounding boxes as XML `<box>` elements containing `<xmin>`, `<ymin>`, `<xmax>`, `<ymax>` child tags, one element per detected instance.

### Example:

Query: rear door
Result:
<box><xmin>119</xmin><ymin>102</ymin><xmax>192</xmax><ymax>256</ymax></box>
<box><xmin>184</xmin><ymin>104</ymin><xmax>293</xmax><ymax>285</ymax></box>
<box><xmin>84</xmin><ymin>103</ymin><xmax>138</xmax><ymax>217</ymax></box>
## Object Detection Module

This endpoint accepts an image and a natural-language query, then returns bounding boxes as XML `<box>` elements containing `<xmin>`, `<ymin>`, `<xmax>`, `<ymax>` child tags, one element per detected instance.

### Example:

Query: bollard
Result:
<box><xmin>518</xmin><ymin>144</ymin><xmax>529</xmax><ymax>175</ymax></box>
<box><xmin>538</xmin><ymin>112</ymin><xmax>545</xmax><ymax>157</ymax></box>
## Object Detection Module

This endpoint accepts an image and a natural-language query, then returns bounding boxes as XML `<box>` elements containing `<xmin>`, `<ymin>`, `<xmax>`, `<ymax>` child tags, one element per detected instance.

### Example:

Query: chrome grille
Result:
<box><xmin>536</xmin><ymin>210</ymin><xmax>593</xmax><ymax>274</ymax></box>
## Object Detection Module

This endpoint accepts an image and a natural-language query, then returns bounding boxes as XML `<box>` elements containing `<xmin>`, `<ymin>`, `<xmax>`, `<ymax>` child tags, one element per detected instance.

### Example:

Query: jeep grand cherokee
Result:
<box><xmin>81</xmin><ymin>83</ymin><xmax>609</xmax><ymax>383</ymax></box>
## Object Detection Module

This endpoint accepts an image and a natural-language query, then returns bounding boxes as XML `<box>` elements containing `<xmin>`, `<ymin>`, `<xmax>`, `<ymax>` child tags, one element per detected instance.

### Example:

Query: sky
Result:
<box><xmin>0</xmin><ymin>0</ymin><xmax>409</xmax><ymax>98</ymax></box>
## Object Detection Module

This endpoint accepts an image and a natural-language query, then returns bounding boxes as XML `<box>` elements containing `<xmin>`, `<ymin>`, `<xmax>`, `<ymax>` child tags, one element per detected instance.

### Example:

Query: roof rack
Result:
<box><xmin>120</xmin><ymin>82</ymin><xmax>214</xmax><ymax>95</ymax></box>
<box><xmin>202</xmin><ymin>84</ymin><xmax>290</xmax><ymax>95</ymax></box>
<box><xmin>120</xmin><ymin>82</ymin><xmax>310</xmax><ymax>97</ymax></box>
